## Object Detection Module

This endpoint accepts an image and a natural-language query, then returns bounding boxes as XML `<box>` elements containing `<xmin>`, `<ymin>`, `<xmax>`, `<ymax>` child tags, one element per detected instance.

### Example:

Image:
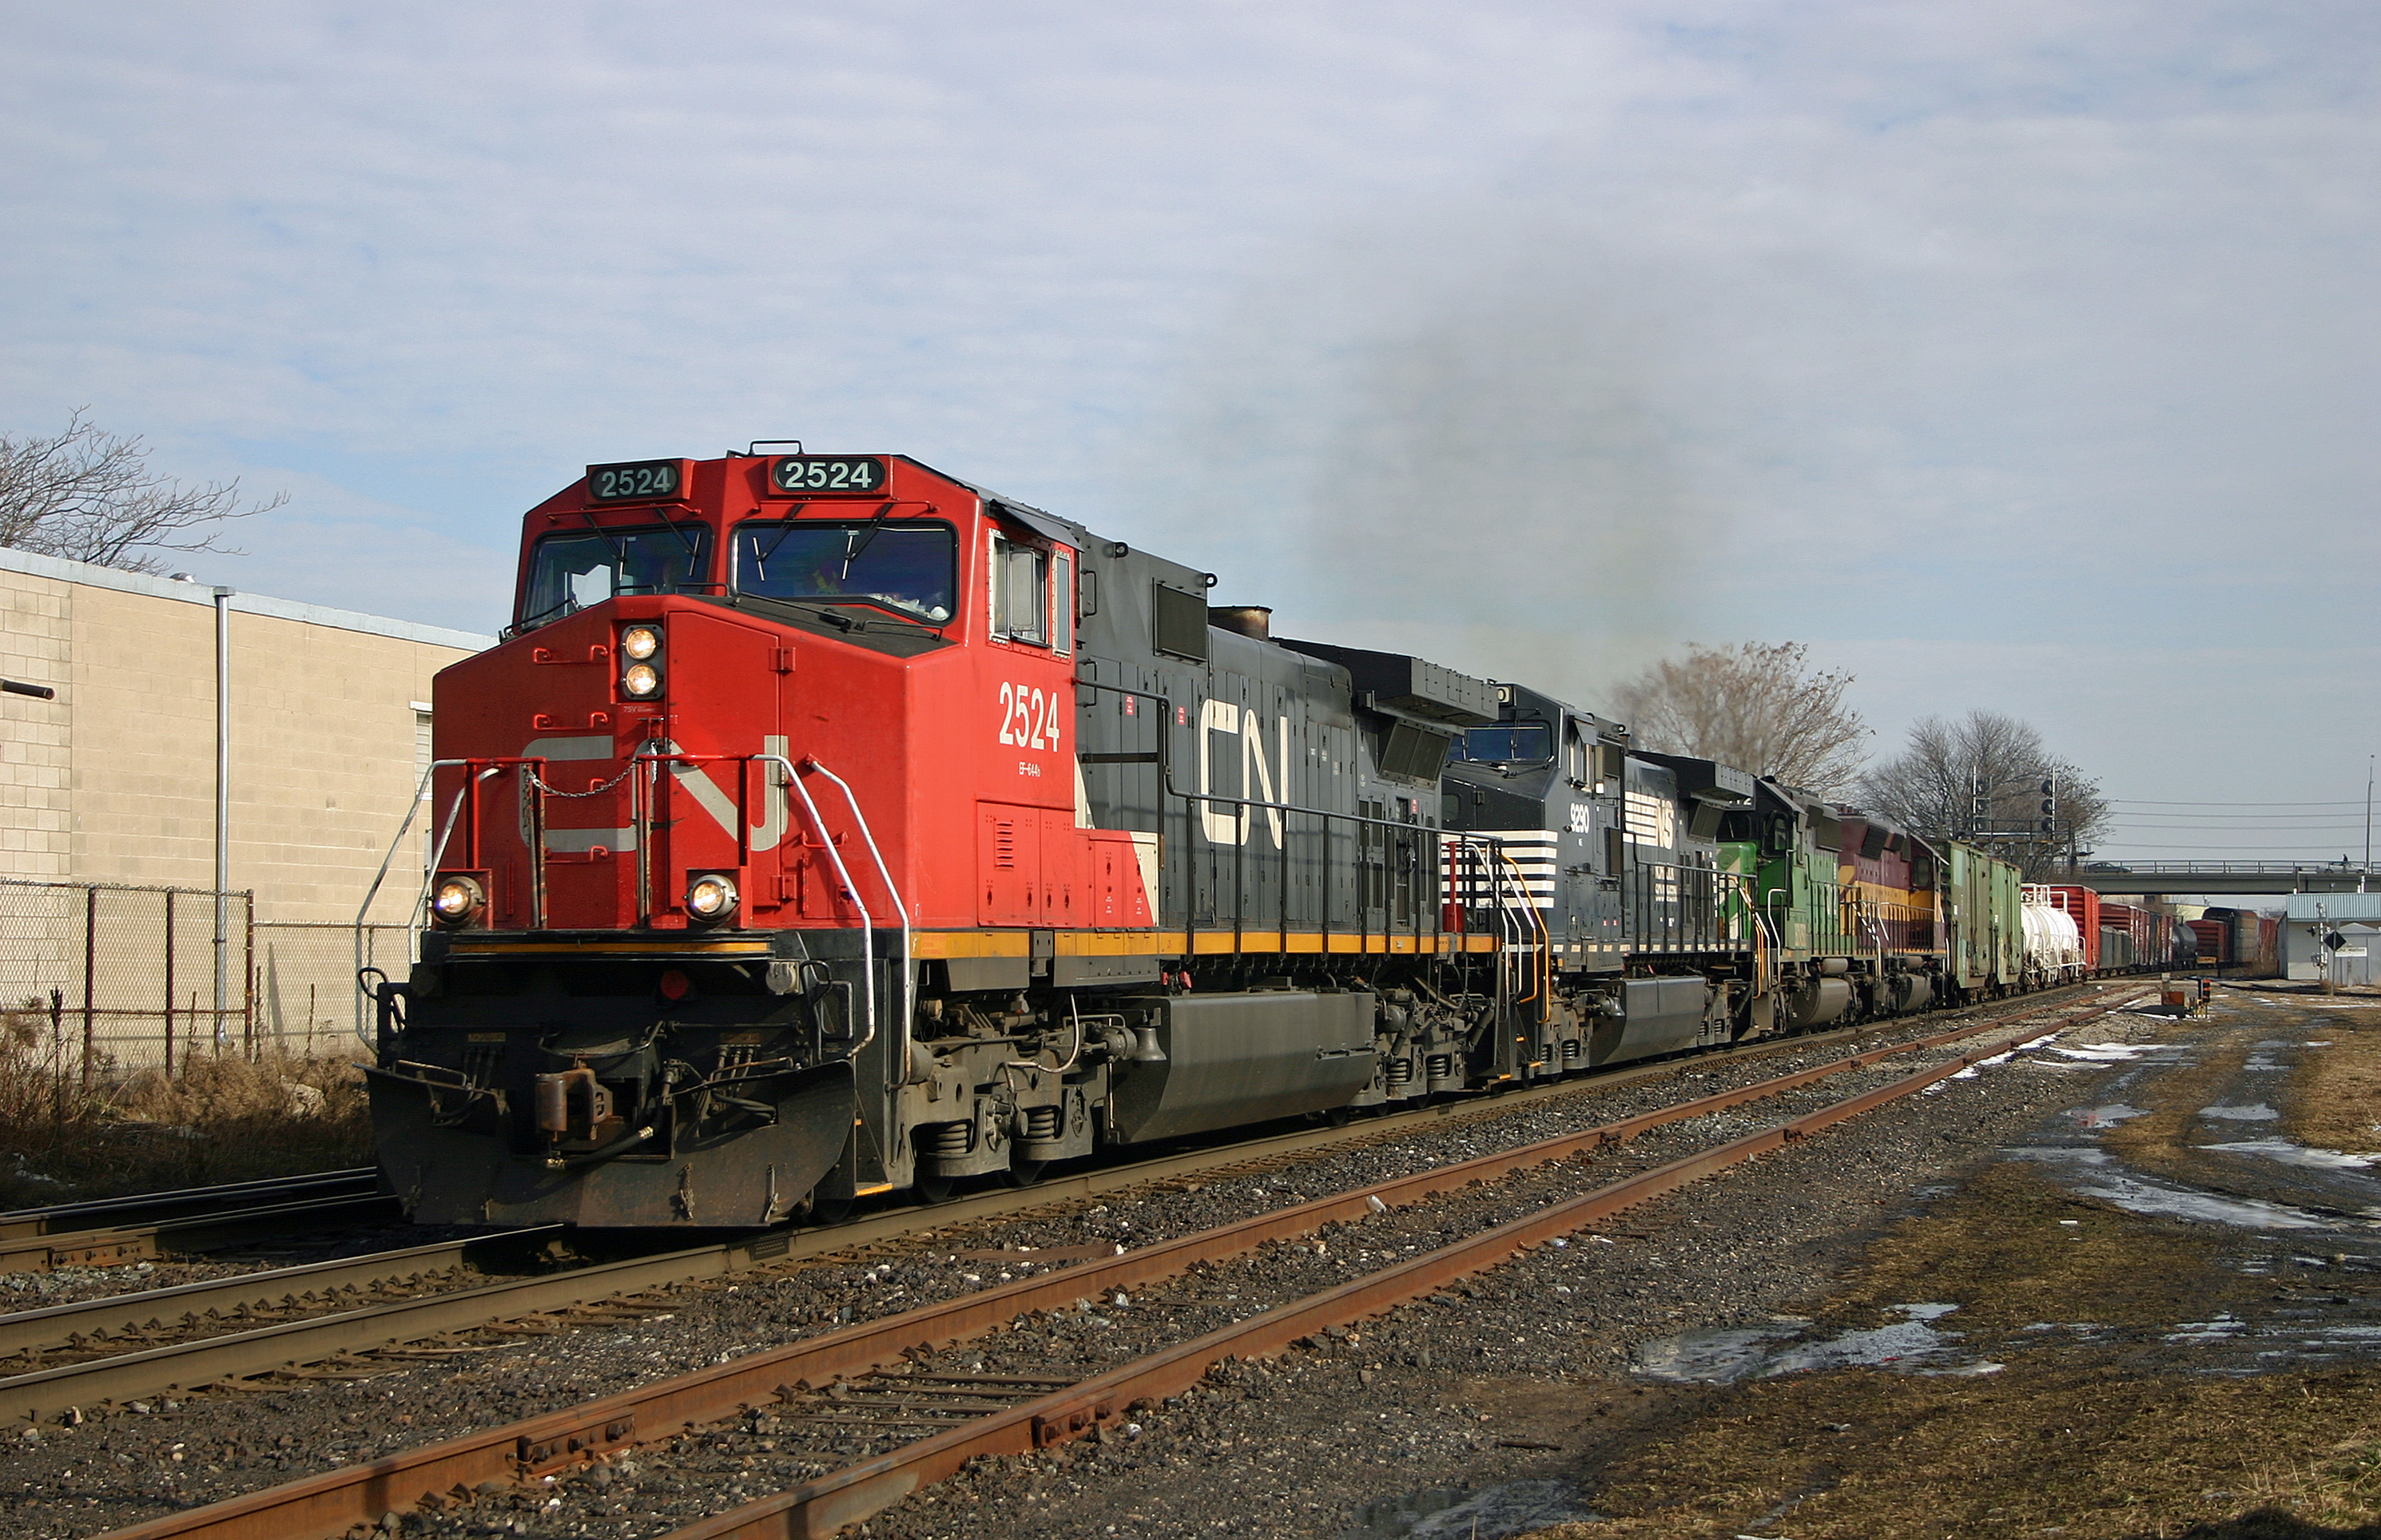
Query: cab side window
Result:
<box><xmin>1052</xmin><ymin>552</ymin><xmax>1074</xmax><ymax>657</ymax></box>
<box><xmin>988</xmin><ymin>534</ymin><xmax>1049</xmax><ymax>645</ymax></box>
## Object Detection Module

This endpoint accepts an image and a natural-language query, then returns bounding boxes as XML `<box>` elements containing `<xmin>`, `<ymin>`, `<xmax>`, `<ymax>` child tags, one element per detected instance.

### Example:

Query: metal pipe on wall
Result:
<box><xmin>213</xmin><ymin>585</ymin><xmax>233</xmax><ymax>1042</ymax></box>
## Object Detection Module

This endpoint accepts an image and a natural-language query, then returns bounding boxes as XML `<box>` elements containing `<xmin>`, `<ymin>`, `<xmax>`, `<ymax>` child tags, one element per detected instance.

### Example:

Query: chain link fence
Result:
<box><xmin>0</xmin><ymin>879</ymin><xmax>413</xmax><ymax>1078</ymax></box>
<box><xmin>253</xmin><ymin>920</ymin><xmax>412</xmax><ymax>1057</ymax></box>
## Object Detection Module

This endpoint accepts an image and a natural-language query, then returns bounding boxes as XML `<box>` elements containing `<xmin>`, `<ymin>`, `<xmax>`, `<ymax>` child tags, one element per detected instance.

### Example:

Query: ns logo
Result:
<box><xmin>1196</xmin><ymin>698</ymin><xmax>1290</xmax><ymax>848</ymax></box>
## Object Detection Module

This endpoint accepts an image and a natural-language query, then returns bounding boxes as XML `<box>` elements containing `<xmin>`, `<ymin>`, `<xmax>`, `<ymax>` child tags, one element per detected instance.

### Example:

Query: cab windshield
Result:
<box><xmin>733</xmin><ymin>520</ymin><xmax>957</xmax><ymax>625</ymax></box>
<box><xmin>1450</xmin><ymin>723</ymin><xmax>1553</xmax><ymax>765</ymax></box>
<box><xmin>520</xmin><ymin>527</ymin><xmax>711</xmax><ymax>628</ymax></box>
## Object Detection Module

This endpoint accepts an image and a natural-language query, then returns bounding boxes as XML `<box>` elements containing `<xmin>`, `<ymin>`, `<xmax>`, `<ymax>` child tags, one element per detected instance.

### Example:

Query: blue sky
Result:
<box><xmin>5</xmin><ymin>2</ymin><xmax>2377</xmax><ymax>860</ymax></box>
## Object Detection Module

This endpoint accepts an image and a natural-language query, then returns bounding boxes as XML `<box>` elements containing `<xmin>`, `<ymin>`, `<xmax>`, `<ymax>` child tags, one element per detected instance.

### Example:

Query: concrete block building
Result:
<box><xmin>0</xmin><ymin>545</ymin><xmax>490</xmax><ymax>919</ymax></box>
<box><xmin>0</xmin><ymin>546</ymin><xmax>491</xmax><ymax>1061</ymax></box>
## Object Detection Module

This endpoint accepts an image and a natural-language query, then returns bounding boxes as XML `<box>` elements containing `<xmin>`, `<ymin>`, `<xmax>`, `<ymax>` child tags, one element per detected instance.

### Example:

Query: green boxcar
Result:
<box><xmin>1942</xmin><ymin>839</ymin><xmax>2023</xmax><ymax>995</ymax></box>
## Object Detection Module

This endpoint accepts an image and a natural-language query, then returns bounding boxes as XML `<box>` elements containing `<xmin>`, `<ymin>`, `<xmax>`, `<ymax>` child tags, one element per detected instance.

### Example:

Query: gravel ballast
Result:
<box><xmin>0</xmin><ymin>989</ymin><xmax>2131</xmax><ymax>1538</ymax></box>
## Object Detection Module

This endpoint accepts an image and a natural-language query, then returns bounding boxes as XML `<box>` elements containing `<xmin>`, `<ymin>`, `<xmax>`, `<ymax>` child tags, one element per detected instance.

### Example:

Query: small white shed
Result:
<box><xmin>2282</xmin><ymin>894</ymin><xmax>2381</xmax><ymax>984</ymax></box>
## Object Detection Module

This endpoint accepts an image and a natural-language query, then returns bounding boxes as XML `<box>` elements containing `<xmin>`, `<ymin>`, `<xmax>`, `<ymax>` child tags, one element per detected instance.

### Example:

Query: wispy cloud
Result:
<box><xmin>2</xmin><ymin>2</ymin><xmax>2375</xmax><ymax>805</ymax></box>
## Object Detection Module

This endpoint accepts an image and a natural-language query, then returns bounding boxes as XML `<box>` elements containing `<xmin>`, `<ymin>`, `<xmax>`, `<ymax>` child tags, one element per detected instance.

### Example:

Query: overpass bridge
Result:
<box><xmin>2049</xmin><ymin>861</ymin><xmax>2377</xmax><ymax>895</ymax></box>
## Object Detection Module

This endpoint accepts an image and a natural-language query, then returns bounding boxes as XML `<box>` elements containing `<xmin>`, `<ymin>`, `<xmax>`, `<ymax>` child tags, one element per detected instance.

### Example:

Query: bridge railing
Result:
<box><xmin>2071</xmin><ymin>861</ymin><xmax>2377</xmax><ymax>876</ymax></box>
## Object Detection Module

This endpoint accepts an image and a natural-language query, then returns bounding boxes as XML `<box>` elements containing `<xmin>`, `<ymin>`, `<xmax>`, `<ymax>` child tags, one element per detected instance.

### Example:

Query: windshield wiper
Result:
<box><xmin>748</xmin><ymin>503</ymin><xmax>809</xmax><ymax>580</ymax></box>
<box><xmin>650</xmin><ymin>499</ymin><xmax>700</xmax><ymax>563</ymax></box>
<box><xmin>575</xmin><ymin>507</ymin><xmax>631</xmax><ymax>567</ymax></box>
<box><xmin>514</xmin><ymin>595</ymin><xmax>582</xmax><ymax>632</ymax></box>
<box><xmin>840</xmin><ymin>501</ymin><xmax>900</xmax><ymax>577</ymax></box>
<box><xmin>834</xmin><ymin>596</ymin><xmax>943</xmax><ymax>631</ymax></box>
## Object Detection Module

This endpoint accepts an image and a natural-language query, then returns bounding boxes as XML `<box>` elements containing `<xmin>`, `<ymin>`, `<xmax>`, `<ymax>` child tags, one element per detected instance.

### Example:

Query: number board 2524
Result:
<box><xmin>770</xmin><ymin>455</ymin><xmax>888</xmax><ymax>495</ymax></box>
<box><xmin>585</xmin><ymin>459</ymin><xmax>691</xmax><ymax>502</ymax></box>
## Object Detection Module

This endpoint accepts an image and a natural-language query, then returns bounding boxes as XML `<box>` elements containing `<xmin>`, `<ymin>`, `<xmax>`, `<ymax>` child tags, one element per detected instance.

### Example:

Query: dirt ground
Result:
<box><xmin>1512</xmin><ymin>981</ymin><xmax>2381</xmax><ymax>1540</ymax></box>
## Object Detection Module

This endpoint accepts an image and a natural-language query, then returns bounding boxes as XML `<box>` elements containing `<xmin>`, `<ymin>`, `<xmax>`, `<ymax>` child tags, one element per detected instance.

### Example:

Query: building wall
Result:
<box><xmin>0</xmin><ymin>566</ymin><xmax>74</xmax><ymax>879</ymax></box>
<box><xmin>0</xmin><ymin>548</ymin><xmax>491</xmax><ymax>923</ymax></box>
<box><xmin>2280</xmin><ymin>893</ymin><xmax>2381</xmax><ymax>982</ymax></box>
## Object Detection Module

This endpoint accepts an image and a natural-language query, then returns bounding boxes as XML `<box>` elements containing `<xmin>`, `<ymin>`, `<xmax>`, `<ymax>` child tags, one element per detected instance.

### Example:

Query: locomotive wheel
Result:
<box><xmin>1003</xmin><ymin>1157</ymin><xmax>1047</xmax><ymax>1188</ymax></box>
<box><xmin>914</xmin><ymin>1169</ymin><xmax>958</xmax><ymax>1205</ymax></box>
<box><xmin>813</xmin><ymin>1195</ymin><xmax>854</xmax><ymax>1225</ymax></box>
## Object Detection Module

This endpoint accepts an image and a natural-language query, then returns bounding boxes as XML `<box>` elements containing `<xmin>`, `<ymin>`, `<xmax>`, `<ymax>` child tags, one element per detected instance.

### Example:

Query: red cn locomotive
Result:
<box><xmin>368</xmin><ymin>450</ymin><xmax>1518</xmax><ymax>1227</ymax></box>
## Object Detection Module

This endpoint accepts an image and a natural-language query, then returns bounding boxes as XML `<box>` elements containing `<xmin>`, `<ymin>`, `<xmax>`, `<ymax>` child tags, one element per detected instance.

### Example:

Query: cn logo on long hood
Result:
<box><xmin>1198</xmin><ymin>699</ymin><xmax>1288</xmax><ymax>848</ymax></box>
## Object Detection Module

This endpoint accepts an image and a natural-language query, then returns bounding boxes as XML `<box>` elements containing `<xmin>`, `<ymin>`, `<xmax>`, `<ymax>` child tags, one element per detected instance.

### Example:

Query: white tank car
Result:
<box><xmin>2021</xmin><ymin>887</ymin><xmax>2086</xmax><ymax>986</ymax></box>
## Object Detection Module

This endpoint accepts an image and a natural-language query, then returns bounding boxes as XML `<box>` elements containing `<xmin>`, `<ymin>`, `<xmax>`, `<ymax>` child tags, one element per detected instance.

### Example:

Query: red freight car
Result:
<box><xmin>2194</xmin><ymin>907</ymin><xmax>2276</xmax><ymax>973</ymax></box>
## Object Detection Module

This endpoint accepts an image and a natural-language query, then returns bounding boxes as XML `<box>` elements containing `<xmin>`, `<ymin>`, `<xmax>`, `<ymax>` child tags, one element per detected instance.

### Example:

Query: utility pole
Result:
<box><xmin>213</xmin><ymin>586</ymin><xmax>234</xmax><ymax>1049</ymax></box>
<box><xmin>2364</xmin><ymin>756</ymin><xmax>2372</xmax><ymax>894</ymax></box>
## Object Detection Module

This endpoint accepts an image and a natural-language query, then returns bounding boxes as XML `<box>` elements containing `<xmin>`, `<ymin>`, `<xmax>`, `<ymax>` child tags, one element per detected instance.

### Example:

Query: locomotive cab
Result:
<box><xmin>371</xmin><ymin>452</ymin><xmax>1128</xmax><ymax>1225</ymax></box>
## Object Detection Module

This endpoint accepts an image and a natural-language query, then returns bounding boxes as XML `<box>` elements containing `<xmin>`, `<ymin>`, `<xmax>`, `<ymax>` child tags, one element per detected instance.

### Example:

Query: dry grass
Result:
<box><xmin>0</xmin><ymin>1000</ymin><xmax>372</xmax><ymax>1209</ymax></box>
<box><xmin>1520</xmin><ymin>1366</ymin><xmax>2381</xmax><ymax>1538</ymax></box>
<box><xmin>1509</xmin><ymin>1163</ymin><xmax>2381</xmax><ymax>1539</ymax></box>
<box><xmin>2283</xmin><ymin>1010</ymin><xmax>2381</xmax><ymax>1155</ymax></box>
<box><xmin>2097</xmin><ymin>1025</ymin><xmax>2249</xmax><ymax>1176</ymax></box>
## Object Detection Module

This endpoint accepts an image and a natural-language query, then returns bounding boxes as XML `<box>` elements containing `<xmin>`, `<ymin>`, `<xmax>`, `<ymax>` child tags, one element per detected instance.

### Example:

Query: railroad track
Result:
<box><xmin>0</xmin><ymin>1169</ymin><xmax>379</xmax><ymax>1242</ymax></box>
<box><xmin>0</xmin><ymin>1226</ymin><xmax>565</xmax><ymax>1370</ymax></box>
<box><xmin>0</xmin><ymin>986</ymin><xmax>2105</xmax><ymax>1426</ymax></box>
<box><xmin>87</xmin><ymin>986</ymin><xmax>2140</xmax><ymax>1540</ymax></box>
<box><xmin>0</xmin><ymin>1173</ymin><xmax>397</xmax><ymax>1274</ymax></box>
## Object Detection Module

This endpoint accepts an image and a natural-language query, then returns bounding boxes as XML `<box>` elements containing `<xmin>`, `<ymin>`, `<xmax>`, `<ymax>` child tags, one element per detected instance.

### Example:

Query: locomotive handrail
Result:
<box><xmin>1624</xmin><ymin>855</ymin><xmax>1721</xmax><ymax>955</ymax></box>
<box><xmin>630</xmin><ymin>748</ymin><xmax>887</xmax><ymax>1065</ymax></box>
<box><xmin>1070</xmin><ymin>670</ymin><xmax>1516</xmax><ymax>955</ymax></box>
<box><xmin>352</xmin><ymin>757</ymin><xmax>495</xmax><ymax>1052</ymax></box>
<box><xmin>795</xmin><ymin>758</ymin><xmax>913</xmax><ymax>1081</ymax></box>
<box><xmin>1492</xmin><ymin>847</ymin><xmax>1552</xmax><ymax>1025</ymax></box>
<box><xmin>1744</xmin><ymin>875</ymin><xmax>1773</xmax><ymax>994</ymax></box>
<box><xmin>378</xmin><ymin>748</ymin><xmax>894</xmax><ymax>1069</ymax></box>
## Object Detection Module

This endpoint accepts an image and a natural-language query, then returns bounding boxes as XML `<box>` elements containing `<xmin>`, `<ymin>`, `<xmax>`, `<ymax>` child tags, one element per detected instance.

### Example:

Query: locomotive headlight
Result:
<box><xmin>686</xmin><ymin>872</ymin><xmax>739</xmax><ymax>923</ymax></box>
<box><xmin>622</xmin><ymin>661</ymin><xmax>662</xmax><ymax>698</ymax></box>
<box><xmin>430</xmin><ymin>874</ymin><xmax>486</xmax><ymax>926</ymax></box>
<box><xmin>620</xmin><ymin>625</ymin><xmax>662</xmax><ymax>661</ymax></box>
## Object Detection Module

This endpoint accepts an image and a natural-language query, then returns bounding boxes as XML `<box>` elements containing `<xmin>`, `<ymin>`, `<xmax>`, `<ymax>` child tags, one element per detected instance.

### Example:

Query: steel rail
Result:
<box><xmin>664</xmin><ymin>998</ymin><xmax>2135</xmax><ymax>1540</ymax></box>
<box><xmin>0</xmin><ymin>1195</ymin><xmax>405</xmax><ymax>1275</ymax></box>
<box><xmin>0</xmin><ymin>1000</ymin><xmax>1953</xmax><ymax>1421</ymax></box>
<box><xmin>18</xmin><ymin>986</ymin><xmax>2108</xmax><ymax>1429</ymax></box>
<box><xmin>89</xmin><ymin>994</ymin><xmax>2133</xmax><ymax>1540</ymax></box>
<box><xmin>0</xmin><ymin>1227</ymin><xmax>562</xmax><ymax>1363</ymax></box>
<box><xmin>0</xmin><ymin>1234</ymin><xmax>788</xmax><ymax>1427</ymax></box>
<box><xmin>0</xmin><ymin>1169</ymin><xmax>380</xmax><ymax>1243</ymax></box>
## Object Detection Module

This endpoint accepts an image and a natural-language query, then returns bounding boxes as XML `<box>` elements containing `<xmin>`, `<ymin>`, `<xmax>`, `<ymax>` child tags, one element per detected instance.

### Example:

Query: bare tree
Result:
<box><xmin>1858</xmin><ymin>708</ymin><xmax>2111</xmax><ymax>875</ymax></box>
<box><xmin>1608</xmin><ymin>641</ymin><xmax>1870</xmax><ymax>796</ymax></box>
<box><xmin>0</xmin><ymin>411</ymin><xmax>283</xmax><ymax>574</ymax></box>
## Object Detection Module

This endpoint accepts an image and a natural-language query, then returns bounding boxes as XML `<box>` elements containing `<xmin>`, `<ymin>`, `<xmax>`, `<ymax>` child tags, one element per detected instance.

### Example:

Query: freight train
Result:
<box><xmin>361</xmin><ymin>449</ymin><xmax>2169</xmax><ymax>1229</ymax></box>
